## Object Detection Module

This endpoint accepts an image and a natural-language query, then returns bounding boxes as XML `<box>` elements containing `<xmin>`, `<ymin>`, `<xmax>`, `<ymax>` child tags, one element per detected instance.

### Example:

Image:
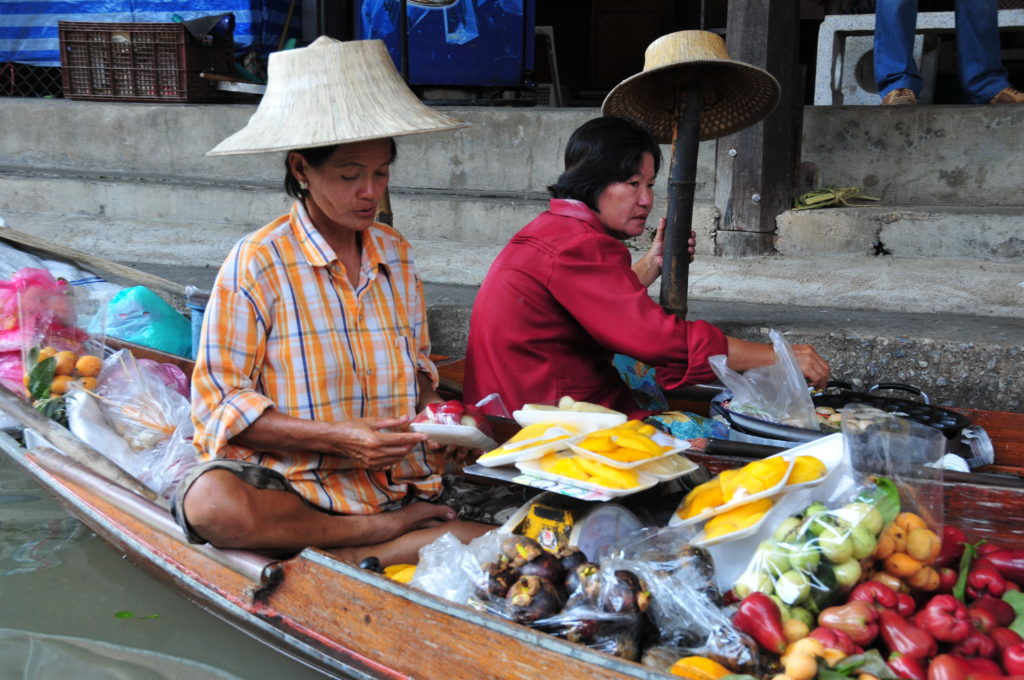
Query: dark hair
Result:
<box><xmin>547</xmin><ymin>116</ymin><xmax>662</xmax><ymax>211</ymax></box>
<box><xmin>284</xmin><ymin>138</ymin><xmax>398</xmax><ymax>199</ymax></box>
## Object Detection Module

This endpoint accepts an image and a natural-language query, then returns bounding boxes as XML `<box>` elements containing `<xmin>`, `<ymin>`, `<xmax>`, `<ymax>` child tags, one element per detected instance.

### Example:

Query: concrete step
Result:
<box><xmin>777</xmin><ymin>204</ymin><xmax>1024</xmax><ymax>261</ymax></box>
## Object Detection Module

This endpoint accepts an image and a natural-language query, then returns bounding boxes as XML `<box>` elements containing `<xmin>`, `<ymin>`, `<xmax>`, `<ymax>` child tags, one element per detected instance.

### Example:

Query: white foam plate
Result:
<box><xmin>512</xmin><ymin>409</ymin><xmax>627</xmax><ymax>433</ymax></box>
<box><xmin>568</xmin><ymin>433</ymin><xmax>690</xmax><ymax>470</ymax></box>
<box><xmin>635</xmin><ymin>454</ymin><xmax>701</xmax><ymax>481</ymax></box>
<box><xmin>515</xmin><ymin>456</ymin><xmax>658</xmax><ymax>497</ymax></box>
<box><xmin>474</xmin><ymin>428</ymin><xmax>581</xmax><ymax>468</ymax></box>
<box><xmin>669</xmin><ymin>454</ymin><xmax>796</xmax><ymax>528</ymax></box>
<box><xmin>410</xmin><ymin>422</ymin><xmax>497</xmax><ymax>451</ymax></box>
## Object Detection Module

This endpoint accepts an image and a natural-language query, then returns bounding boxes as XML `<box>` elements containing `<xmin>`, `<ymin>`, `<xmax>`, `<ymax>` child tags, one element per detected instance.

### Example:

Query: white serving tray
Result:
<box><xmin>410</xmin><ymin>422</ymin><xmax>497</xmax><ymax>451</ymax></box>
<box><xmin>515</xmin><ymin>457</ymin><xmax>658</xmax><ymax>497</ymax></box>
<box><xmin>473</xmin><ymin>428</ymin><xmax>580</xmax><ymax>468</ymax></box>
<box><xmin>512</xmin><ymin>409</ymin><xmax>627</xmax><ymax>433</ymax></box>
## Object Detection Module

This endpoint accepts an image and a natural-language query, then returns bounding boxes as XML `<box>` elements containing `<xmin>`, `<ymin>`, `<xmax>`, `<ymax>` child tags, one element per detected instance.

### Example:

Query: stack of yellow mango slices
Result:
<box><xmin>537</xmin><ymin>452</ymin><xmax>642</xmax><ymax>490</ymax></box>
<box><xmin>572</xmin><ymin>420</ymin><xmax>675</xmax><ymax>464</ymax></box>
<box><xmin>677</xmin><ymin>455</ymin><xmax>827</xmax><ymax>538</ymax></box>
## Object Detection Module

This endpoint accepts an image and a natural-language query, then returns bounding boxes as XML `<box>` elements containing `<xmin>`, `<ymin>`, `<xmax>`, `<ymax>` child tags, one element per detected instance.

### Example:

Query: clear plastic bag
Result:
<box><xmin>93</xmin><ymin>349</ymin><xmax>191</xmax><ymax>452</ymax></box>
<box><xmin>709</xmin><ymin>329</ymin><xmax>817</xmax><ymax>429</ymax></box>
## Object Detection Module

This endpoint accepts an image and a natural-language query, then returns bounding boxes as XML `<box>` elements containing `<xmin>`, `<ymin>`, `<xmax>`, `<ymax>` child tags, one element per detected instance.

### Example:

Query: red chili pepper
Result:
<box><xmin>936</xmin><ymin>526</ymin><xmax>968</xmax><ymax>569</ymax></box>
<box><xmin>1005</xmin><ymin>642</ymin><xmax>1024</xmax><ymax>675</ymax></box>
<box><xmin>888</xmin><ymin>651</ymin><xmax>927</xmax><ymax>680</ymax></box>
<box><xmin>968</xmin><ymin>562</ymin><xmax>1009</xmax><ymax>600</ymax></box>
<box><xmin>879</xmin><ymin>608</ymin><xmax>938</xmax><ymax>659</ymax></box>
<box><xmin>809</xmin><ymin>626</ymin><xmax>860</xmax><ymax>656</ymax></box>
<box><xmin>985</xmin><ymin>550</ymin><xmax>1024</xmax><ymax>588</ymax></box>
<box><xmin>927</xmin><ymin>654</ymin><xmax>967</xmax><ymax>680</ymax></box>
<box><xmin>969</xmin><ymin>603</ymin><xmax>1000</xmax><ymax>634</ymax></box>
<box><xmin>732</xmin><ymin>592</ymin><xmax>787</xmax><ymax>655</ymax></box>
<box><xmin>819</xmin><ymin>600</ymin><xmax>880</xmax><ymax>647</ymax></box>
<box><xmin>850</xmin><ymin>581</ymin><xmax>900</xmax><ymax>610</ymax></box>
<box><xmin>919</xmin><ymin>594</ymin><xmax>973</xmax><ymax>643</ymax></box>
<box><xmin>950</xmin><ymin>629</ymin><xmax>997</xmax><ymax>659</ymax></box>
<box><xmin>991</xmin><ymin>627</ymin><xmax>1024</xmax><ymax>654</ymax></box>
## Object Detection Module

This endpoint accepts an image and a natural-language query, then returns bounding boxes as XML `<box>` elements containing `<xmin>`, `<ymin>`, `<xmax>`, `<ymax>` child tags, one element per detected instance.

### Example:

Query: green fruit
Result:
<box><xmin>849</xmin><ymin>524</ymin><xmax>878</xmax><ymax>560</ymax></box>
<box><xmin>733</xmin><ymin>568</ymin><xmax>774</xmax><ymax>599</ymax></box>
<box><xmin>817</xmin><ymin>525</ymin><xmax>854</xmax><ymax>564</ymax></box>
<box><xmin>788</xmin><ymin>606</ymin><xmax>815</xmax><ymax>628</ymax></box>
<box><xmin>772</xmin><ymin>515</ymin><xmax>803</xmax><ymax>542</ymax></box>
<box><xmin>758</xmin><ymin>540</ymin><xmax>791</xmax><ymax>574</ymax></box>
<box><xmin>776</xmin><ymin>569</ymin><xmax>811</xmax><ymax>605</ymax></box>
<box><xmin>832</xmin><ymin>558</ymin><xmax>863</xmax><ymax>587</ymax></box>
<box><xmin>768</xmin><ymin>594</ymin><xmax>792</xmax><ymax>621</ymax></box>
<box><xmin>786</xmin><ymin>543</ymin><xmax>821</xmax><ymax>572</ymax></box>
<box><xmin>835</xmin><ymin>502</ymin><xmax>885</xmax><ymax>536</ymax></box>
<box><xmin>803</xmin><ymin>501</ymin><xmax>828</xmax><ymax>519</ymax></box>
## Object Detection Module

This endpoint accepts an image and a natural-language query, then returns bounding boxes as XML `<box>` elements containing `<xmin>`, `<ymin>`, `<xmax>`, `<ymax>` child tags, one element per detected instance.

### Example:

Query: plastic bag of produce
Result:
<box><xmin>708</xmin><ymin>329</ymin><xmax>817</xmax><ymax>430</ymax></box>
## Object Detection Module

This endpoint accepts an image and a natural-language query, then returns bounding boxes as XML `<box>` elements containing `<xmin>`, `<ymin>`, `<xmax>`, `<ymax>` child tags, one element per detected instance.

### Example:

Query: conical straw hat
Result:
<box><xmin>601</xmin><ymin>31</ymin><xmax>780</xmax><ymax>143</ymax></box>
<box><xmin>208</xmin><ymin>37</ymin><xmax>468</xmax><ymax>155</ymax></box>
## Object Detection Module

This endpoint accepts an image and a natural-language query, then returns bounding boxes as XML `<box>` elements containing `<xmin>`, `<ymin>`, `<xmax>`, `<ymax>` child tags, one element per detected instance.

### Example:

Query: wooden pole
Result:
<box><xmin>0</xmin><ymin>384</ymin><xmax>161</xmax><ymax>504</ymax></box>
<box><xmin>659</xmin><ymin>85</ymin><xmax>703</xmax><ymax>320</ymax></box>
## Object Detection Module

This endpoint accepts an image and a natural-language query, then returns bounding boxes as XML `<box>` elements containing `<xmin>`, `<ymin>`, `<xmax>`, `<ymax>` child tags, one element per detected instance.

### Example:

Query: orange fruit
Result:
<box><xmin>75</xmin><ymin>355</ymin><xmax>102</xmax><ymax>378</ymax></box>
<box><xmin>77</xmin><ymin>376</ymin><xmax>98</xmax><ymax>391</ymax></box>
<box><xmin>37</xmin><ymin>346</ymin><xmax>58</xmax><ymax>361</ymax></box>
<box><xmin>53</xmin><ymin>351</ymin><xmax>77</xmax><ymax>376</ymax></box>
<box><xmin>50</xmin><ymin>375</ymin><xmax>74</xmax><ymax>394</ymax></box>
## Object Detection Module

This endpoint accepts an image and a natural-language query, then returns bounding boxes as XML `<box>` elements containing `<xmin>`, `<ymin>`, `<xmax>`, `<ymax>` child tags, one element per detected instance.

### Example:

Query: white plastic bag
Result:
<box><xmin>709</xmin><ymin>329</ymin><xmax>818</xmax><ymax>430</ymax></box>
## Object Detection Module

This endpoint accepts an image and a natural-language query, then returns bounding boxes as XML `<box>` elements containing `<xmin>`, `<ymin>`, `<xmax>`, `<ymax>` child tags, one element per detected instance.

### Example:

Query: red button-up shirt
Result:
<box><xmin>464</xmin><ymin>199</ymin><xmax>728</xmax><ymax>419</ymax></box>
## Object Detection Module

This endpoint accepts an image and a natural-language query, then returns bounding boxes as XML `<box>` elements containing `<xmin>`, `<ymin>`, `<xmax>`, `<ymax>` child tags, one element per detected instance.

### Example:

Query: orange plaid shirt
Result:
<box><xmin>191</xmin><ymin>202</ymin><xmax>442</xmax><ymax>514</ymax></box>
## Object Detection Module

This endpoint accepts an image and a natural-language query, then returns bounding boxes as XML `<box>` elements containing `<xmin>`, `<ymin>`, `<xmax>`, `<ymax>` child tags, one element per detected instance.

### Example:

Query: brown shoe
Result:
<box><xmin>989</xmin><ymin>87</ymin><xmax>1024</xmax><ymax>104</ymax></box>
<box><xmin>881</xmin><ymin>88</ymin><xmax>917</xmax><ymax>105</ymax></box>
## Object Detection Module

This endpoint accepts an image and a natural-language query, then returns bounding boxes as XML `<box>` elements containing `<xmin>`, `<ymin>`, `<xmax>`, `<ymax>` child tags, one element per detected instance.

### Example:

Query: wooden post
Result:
<box><xmin>713</xmin><ymin>0</ymin><xmax>801</xmax><ymax>256</ymax></box>
<box><xmin>660</xmin><ymin>86</ymin><xmax>703</xmax><ymax>320</ymax></box>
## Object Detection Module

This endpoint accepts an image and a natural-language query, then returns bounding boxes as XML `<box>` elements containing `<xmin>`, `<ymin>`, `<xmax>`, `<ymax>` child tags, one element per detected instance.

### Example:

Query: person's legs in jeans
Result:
<box><xmin>954</xmin><ymin>0</ymin><xmax>1011</xmax><ymax>103</ymax></box>
<box><xmin>875</xmin><ymin>0</ymin><xmax>922</xmax><ymax>98</ymax></box>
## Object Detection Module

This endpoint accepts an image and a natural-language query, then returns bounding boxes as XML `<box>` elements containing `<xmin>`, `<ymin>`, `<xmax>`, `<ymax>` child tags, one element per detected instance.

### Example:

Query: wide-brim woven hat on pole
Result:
<box><xmin>208</xmin><ymin>37</ymin><xmax>468</xmax><ymax>156</ymax></box>
<box><xmin>601</xmin><ymin>30</ymin><xmax>780</xmax><ymax>144</ymax></box>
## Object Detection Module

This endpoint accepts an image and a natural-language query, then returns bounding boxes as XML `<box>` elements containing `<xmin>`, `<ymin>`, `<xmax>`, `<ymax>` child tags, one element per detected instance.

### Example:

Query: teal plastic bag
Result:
<box><xmin>89</xmin><ymin>286</ymin><xmax>191</xmax><ymax>358</ymax></box>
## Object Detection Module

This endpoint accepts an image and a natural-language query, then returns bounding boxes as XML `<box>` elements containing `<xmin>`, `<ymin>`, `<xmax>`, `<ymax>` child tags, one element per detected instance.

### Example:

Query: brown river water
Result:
<box><xmin>0</xmin><ymin>449</ymin><xmax>331</xmax><ymax>680</ymax></box>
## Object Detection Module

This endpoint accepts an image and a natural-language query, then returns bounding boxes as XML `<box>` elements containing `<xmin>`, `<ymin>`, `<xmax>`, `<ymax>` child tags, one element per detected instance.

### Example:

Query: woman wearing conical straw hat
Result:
<box><xmin>175</xmin><ymin>37</ymin><xmax>490</xmax><ymax>565</ymax></box>
<box><xmin>464</xmin><ymin>32</ymin><xmax>829</xmax><ymax>418</ymax></box>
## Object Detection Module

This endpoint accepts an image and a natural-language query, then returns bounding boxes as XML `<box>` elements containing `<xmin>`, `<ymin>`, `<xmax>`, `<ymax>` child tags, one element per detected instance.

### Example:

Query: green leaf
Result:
<box><xmin>114</xmin><ymin>610</ymin><xmax>135</xmax><ymax>619</ymax></box>
<box><xmin>855</xmin><ymin>476</ymin><xmax>900</xmax><ymax>526</ymax></box>
<box><xmin>28</xmin><ymin>356</ymin><xmax>56</xmax><ymax>401</ymax></box>
<box><xmin>833</xmin><ymin>649</ymin><xmax>899</xmax><ymax>677</ymax></box>
<box><xmin>1003</xmin><ymin>590</ymin><xmax>1024</xmax><ymax>637</ymax></box>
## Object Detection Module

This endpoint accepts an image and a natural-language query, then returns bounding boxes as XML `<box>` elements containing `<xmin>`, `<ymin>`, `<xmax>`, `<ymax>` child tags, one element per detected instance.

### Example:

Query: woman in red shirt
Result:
<box><xmin>464</xmin><ymin>116</ymin><xmax>829</xmax><ymax>418</ymax></box>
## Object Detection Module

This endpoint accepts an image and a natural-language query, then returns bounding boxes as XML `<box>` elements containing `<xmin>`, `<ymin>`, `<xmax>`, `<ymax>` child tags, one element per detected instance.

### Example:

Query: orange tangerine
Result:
<box><xmin>50</xmin><ymin>375</ymin><xmax>74</xmax><ymax>394</ymax></box>
<box><xmin>77</xmin><ymin>376</ymin><xmax>98</xmax><ymax>391</ymax></box>
<box><xmin>75</xmin><ymin>355</ymin><xmax>102</xmax><ymax>378</ymax></box>
<box><xmin>37</xmin><ymin>346</ymin><xmax>58</xmax><ymax>361</ymax></box>
<box><xmin>53</xmin><ymin>351</ymin><xmax>77</xmax><ymax>376</ymax></box>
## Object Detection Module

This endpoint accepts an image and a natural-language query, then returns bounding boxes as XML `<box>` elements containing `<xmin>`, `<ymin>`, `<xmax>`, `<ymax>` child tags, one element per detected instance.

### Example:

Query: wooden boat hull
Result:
<box><xmin>0</xmin><ymin>438</ymin><xmax>666</xmax><ymax>680</ymax></box>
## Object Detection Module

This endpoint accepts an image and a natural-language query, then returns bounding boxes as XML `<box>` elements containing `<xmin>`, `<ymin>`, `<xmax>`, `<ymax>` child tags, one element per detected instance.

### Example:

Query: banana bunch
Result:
<box><xmin>575</xmin><ymin>420</ymin><xmax>672</xmax><ymax>463</ymax></box>
<box><xmin>793</xmin><ymin>185</ymin><xmax>880</xmax><ymax>210</ymax></box>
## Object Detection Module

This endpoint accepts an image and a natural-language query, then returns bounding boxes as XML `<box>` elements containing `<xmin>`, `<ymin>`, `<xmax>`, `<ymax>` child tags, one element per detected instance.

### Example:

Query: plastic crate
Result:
<box><xmin>58</xmin><ymin>21</ymin><xmax>235</xmax><ymax>103</ymax></box>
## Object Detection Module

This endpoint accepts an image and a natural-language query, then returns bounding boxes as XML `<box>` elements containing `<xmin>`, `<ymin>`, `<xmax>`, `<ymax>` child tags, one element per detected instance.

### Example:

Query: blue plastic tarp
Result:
<box><xmin>0</xmin><ymin>0</ymin><xmax>299</xmax><ymax>66</ymax></box>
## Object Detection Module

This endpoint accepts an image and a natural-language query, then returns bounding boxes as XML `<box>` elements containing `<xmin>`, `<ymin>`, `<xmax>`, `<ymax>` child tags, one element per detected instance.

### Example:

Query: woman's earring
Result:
<box><xmin>298</xmin><ymin>180</ymin><xmax>309</xmax><ymax>192</ymax></box>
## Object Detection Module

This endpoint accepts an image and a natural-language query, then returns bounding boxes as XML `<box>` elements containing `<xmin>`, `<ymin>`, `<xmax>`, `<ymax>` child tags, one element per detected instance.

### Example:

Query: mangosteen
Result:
<box><xmin>506</xmin><ymin>575</ymin><xmax>563</xmax><ymax>623</ymax></box>
<box><xmin>358</xmin><ymin>556</ymin><xmax>384</xmax><ymax>573</ymax></box>
<box><xmin>555</xmin><ymin>545</ymin><xmax>588</xmax><ymax>572</ymax></box>
<box><xmin>483</xmin><ymin>560</ymin><xmax>519</xmax><ymax>598</ymax></box>
<box><xmin>602</xmin><ymin>569</ymin><xmax>651</xmax><ymax>615</ymax></box>
<box><xmin>518</xmin><ymin>551</ymin><xmax>565</xmax><ymax>586</ymax></box>
<box><xmin>564</xmin><ymin>561</ymin><xmax>601</xmax><ymax>598</ymax></box>
<box><xmin>564</xmin><ymin>618</ymin><xmax>600</xmax><ymax>644</ymax></box>
<box><xmin>501</xmin><ymin>535</ymin><xmax>544</xmax><ymax>567</ymax></box>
